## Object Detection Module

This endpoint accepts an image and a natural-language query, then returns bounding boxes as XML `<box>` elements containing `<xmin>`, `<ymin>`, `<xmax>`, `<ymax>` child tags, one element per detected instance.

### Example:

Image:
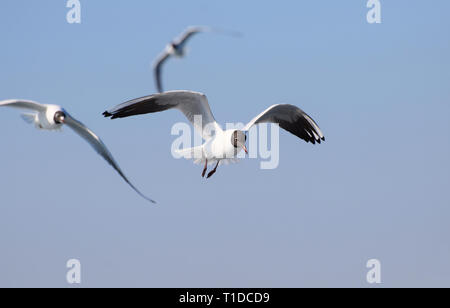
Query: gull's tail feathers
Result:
<box><xmin>175</xmin><ymin>146</ymin><xmax>206</xmax><ymax>165</ymax></box>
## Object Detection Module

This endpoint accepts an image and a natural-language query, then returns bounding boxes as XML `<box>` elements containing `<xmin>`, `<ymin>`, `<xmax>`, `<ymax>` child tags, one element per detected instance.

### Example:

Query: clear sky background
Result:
<box><xmin>0</xmin><ymin>0</ymin><xmax>449</xmax><ymax>287</ymax></box>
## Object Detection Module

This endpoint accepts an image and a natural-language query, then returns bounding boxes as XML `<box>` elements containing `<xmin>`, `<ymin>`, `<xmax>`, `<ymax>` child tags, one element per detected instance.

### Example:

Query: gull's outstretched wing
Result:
<box><xmin>103</xmin><ymin>90</ymin><xmax>220</xmax><ymax>140</ymax></box>
<box><xmin>175</xmin><ymin>26</ymin><xmax>241</xmax><ymax>46</ymax></box>
<box><xmin>63</xmin><ymin>112</ymin><xmax>156</xmax><ymax>204</ymax></box>
<box><xmin>0</xmin><ymin>99</ymin><xmax>47</xmax><ymax>112</ymax></box>
<box><xmin>153</xmin><ymin>50</ymin><xmax>171</xmax><ymax>93</ymax></box>
<box><xmin>243</xmin><ymin>104</ymin><xmax>325</xmax><ymax>144</ymax></box>
<box><xmin>174</xmin><ymin>26</ymin><xmax>210</xmax><ymax>48</ymax></box>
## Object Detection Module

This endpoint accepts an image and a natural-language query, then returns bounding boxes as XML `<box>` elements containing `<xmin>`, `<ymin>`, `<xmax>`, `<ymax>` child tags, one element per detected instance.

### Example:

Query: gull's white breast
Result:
<box><xmin>204</xmin><ymin>129</ymin><xmax>242</xmax><ymax>160</ymax></box>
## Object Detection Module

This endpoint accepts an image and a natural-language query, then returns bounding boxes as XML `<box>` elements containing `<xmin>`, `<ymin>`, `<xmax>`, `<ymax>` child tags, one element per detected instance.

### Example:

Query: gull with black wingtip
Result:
<box><xmin>103</xmin><ymin>91</ymin><xmax>325</xmax><ymax>179</ymax></box>
<box><xmin>153</xmin><ymin>26</ymin><xmax>241</xmax><ymax>93</ymax></box>
<box><xmin>0</xmin><ymin>99</ymin><xmax>155</xmax><ymax>203</ymax></box>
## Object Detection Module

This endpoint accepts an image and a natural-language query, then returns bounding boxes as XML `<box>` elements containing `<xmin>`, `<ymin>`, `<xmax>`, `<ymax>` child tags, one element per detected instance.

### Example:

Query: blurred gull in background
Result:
<box><xmin>152</xmin><ymin>26</ymin><xmax>241</xmax><ymax>93</ymax></box>
<box><xmin>0</xmin><ymin>99</ymin><xmax>156</xmax><ymax>204</ymax></box>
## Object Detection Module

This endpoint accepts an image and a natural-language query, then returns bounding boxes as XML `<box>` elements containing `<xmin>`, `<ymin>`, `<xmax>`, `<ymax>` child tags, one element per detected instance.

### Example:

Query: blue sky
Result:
<box><xmin>0</xmin><ymin>0</ymin><xmax>449</xmax><ymax>287</ymax></box>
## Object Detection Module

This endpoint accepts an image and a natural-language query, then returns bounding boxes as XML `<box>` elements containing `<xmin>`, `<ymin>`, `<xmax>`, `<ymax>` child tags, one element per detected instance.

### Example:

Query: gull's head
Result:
<box><xmin>167</xmin><ymin>43</ymin><xmax>177</xmax><ymax>55</ymax></box>
<box><xmin>231</xmin><ymin>130</ymin><xmax>248</xmax><ymax>154</ymax></box>
<box><xmin>171</xmin><ymin>43</ymin><xmax>186</xmax><ymax>57</ymax></box>
<box><xmin>54</xmin><ymin>110</ymin><xmax>66</xmax><ymax>124</ymax></box>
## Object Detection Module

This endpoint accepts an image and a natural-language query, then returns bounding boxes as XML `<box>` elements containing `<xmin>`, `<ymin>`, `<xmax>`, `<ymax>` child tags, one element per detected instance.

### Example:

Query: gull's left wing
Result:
<box><xmin>243</xmin><ymin>104</ymin><xmax>325</xmax><ymax>144</ymax></box>
<box><xmin>153</xmin><ymin>51</ymin><xmax>171</xmax><ymax>93</ymax></box>
<box><xmin>63</xmin><ymin>112</ymin><xmax>156</xmax><ymax>204</ymax></box>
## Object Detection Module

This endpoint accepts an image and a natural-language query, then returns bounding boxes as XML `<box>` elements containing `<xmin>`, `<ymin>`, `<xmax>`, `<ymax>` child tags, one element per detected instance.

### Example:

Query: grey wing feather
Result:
<box><xmin>175</xmin><ymin>26</ymin><xmax>209</xmax><ymax>47</ymax></box>
<box><xmin>64</xmin><ymin>113</ymin><xmax>156</xmax><ymax>203</ymax></box>
<box><xmin>153</xmin><ymin>51</ymin><xmax>171</xmax><ymax>93</ymax></box>
<box><xmin>103</xmin><ymin>90</ymin><xmax>219</xmax><ymax>140</ymax></box>
<box><xmin>244</xmin><ymin>104</ymin><xmax>325</xmax><ymax>144</ymax></box>
<box><xmin>0</xmin><ymin>99</ymin><xmax>47</xmax><ymax>112</ymax></box>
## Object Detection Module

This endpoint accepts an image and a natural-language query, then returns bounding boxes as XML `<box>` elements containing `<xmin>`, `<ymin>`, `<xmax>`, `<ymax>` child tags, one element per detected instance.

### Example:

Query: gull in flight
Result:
<box><xmin>0</xmin><ymin>99</ymin><xmax>156</xmax><ymax>203</ymax></box>
<box><xmin>103</xmin><ymin>91</ymin><xmax>325</xmax><ymax>179</ymax></box>
<box><xmin>153</xmin><ymin>26</ymin><xmax>240</xmax><ymax>93</ymax></box>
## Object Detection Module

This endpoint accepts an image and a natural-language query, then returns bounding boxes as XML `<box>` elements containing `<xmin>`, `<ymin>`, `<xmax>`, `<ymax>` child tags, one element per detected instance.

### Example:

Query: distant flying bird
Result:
<box><xmin>0</xmin><ymin>99</ymin><xmax>156</xmax><ymax>203</ymax></box>
<box><xmin>153</xmin><ymin>26</ymin><xmax>241</xmax><ymax>93</ymax></box>
<box><xmin>103</xmin><ymin>91</ymin><xmax>325</xmax><ymax>179</ymax></box>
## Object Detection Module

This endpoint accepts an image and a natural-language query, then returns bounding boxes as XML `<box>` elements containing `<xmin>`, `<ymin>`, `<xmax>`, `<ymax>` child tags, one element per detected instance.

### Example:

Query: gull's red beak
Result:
<box><xmin>242</xmin><ymin>145</ymin><xmax>248</xmax><ymax>154</ymax></box>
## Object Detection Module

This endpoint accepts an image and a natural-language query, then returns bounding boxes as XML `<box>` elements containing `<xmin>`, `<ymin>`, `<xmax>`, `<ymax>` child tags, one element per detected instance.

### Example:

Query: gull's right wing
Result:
<box><xmin>103</xmin><ymin>90</ymin><xmax>221</xmax><ymax>140</ymax></box>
